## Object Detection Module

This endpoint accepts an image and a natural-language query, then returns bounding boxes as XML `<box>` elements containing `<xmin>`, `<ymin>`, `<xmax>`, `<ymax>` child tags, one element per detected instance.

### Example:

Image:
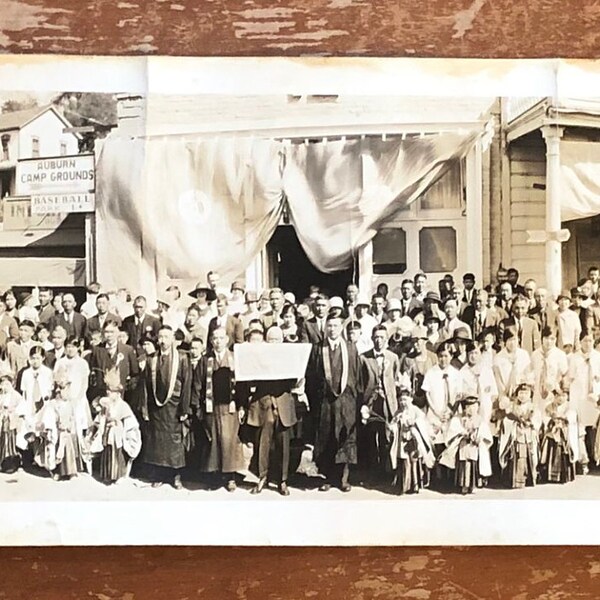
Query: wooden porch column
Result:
<box><xmin>541</xmin><ymin>125</ymin><xmax>564</xmax><ymax>298</ymax></box>
<box><xmin>465</xmin><ymin>139</ymin><xmax>484</xmax><ymax>283</ymax></box>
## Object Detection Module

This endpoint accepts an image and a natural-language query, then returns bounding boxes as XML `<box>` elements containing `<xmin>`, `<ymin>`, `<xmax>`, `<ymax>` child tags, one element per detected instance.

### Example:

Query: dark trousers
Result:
<box><xmin>364</xmin><ymin>421</ymin><xmax>391</xmax><ymax>482</ymax></box>
<box><xmin>256</xmin><ymin>409</ymin><xmax>291</xmax><ymax>484</ymax></box>
<box><xmin>147</xmin><ymin>464</ymin><xmax>181</xmax><ymax>483</ymax></box>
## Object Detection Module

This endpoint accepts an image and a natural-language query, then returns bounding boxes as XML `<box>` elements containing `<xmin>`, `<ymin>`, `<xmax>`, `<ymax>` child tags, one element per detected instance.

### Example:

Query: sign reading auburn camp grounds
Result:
<box><xmin>16</xmin><ymin>153</ymin><xmax>96</xmax><ymax>214</ymax></box>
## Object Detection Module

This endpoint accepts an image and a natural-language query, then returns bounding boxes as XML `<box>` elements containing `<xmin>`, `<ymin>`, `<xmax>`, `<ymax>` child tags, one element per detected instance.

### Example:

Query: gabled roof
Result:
<box><xmin>0</xmin><ymin>104</ymin><xmax>75</xmax><ymax>133</ymax></box>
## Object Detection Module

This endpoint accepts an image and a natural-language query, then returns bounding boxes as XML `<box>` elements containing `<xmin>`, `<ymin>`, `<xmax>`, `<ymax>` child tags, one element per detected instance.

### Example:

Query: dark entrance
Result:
<box><xmin>267</xmin><ymin>225</ymin><xmax>356</xmax><ymax>301</ymax></box>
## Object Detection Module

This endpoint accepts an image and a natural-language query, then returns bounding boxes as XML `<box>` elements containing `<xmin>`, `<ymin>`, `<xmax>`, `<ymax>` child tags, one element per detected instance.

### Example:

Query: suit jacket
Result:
<box><xmin>48</xmin><ymin>311</ymin><xmax>87</xmax><ymax>339</ymax></box>
<box><xmin>399</xmin><ymin>297</ymin><xmax>423</xmax><ymax>319</ymax></box>
<box><xmin>528</xmin><ymin>305</ymin><xmax>559</xmax><ymax>336</ymax></box>
<box><xmin>87</xmin><ymin>342</ymin><xmax>139</xmax><ymax>399</ymax></box>
<box><xmin>243</xmin><ymin>379</ymin><xmax>298</xmax><ymax>428</ymax></box>
<box><xmin>86</xmin><ymin>312</ymin><xmax>123</xmax><ymax>339</ymax></box>
<box><xmin>499</xmin><ymin>316</ymin><xmax>541</xmax><ymax>354</ymax></box>
<box><xmin>38</xmin><ymin>304</ymin><xmax>56</xmax><ymax>325</ymax></box>
<box><xmin>0</xmin><ymin>314</ymin><xmax>19</xmax><ymax>343</ymax></box>
<box><xmin>207</xmin><ymin>314</ymin><xmax>244</xmax><ymax>351</ymax></box>
<box><xmin>44</xmin><ymin>348</ymin><xmax>66</xmax><ymax>369</ymax></box>
<box><xmin>462</xmin><ymin>306</ymin><xmax>504</xmax><ymax>340</ymax></box>
<box><xmin>361</xmin><ymin>348</ymin><xmax>400</xmax><ymax>419</ymax></box>
<box><xmin>299</xmin><ymin>317</ymin><xmax>327</xmax><ymax>346</ymax></box>
<box><xmin>6</xmin><ymin>340</ymin><xmax>39</xmax><ymax>375</ymax></box>
<box><xmin>261</xmin><ymin>310</ymin><xmax>283</xmax><ymax>329</ymax></box>
<box><xmin>122</xmin><ymin>313</ymin><xmax>162</xmax><ymax>348</ymax></box>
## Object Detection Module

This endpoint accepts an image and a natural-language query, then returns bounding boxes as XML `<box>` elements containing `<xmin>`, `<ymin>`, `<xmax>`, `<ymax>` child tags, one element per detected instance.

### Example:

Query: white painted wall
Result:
<box><xmin>19</xmin><ymin>109</ymin><xmax>79</xmax><ymax>159</ymax></box>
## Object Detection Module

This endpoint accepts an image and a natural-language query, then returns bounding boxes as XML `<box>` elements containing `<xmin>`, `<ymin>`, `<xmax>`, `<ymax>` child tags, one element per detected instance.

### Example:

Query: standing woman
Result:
<box><xmin>4</xmin><ymin>290</ymin><xmax>19</xmax><ymax>324</ymax></box>
<box><xmin>54</xmin><ymin>337</ymin><xmax>92</xmax><ymax>445</ymax></box>
<box><xmin>281</xmin><ymin>304</ymin><xmax>301</xmax><ymax>343</ymax></box>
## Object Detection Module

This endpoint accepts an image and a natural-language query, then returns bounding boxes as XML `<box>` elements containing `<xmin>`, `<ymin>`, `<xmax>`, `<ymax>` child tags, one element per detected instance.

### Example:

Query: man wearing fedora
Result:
<box><xmin>122</xmin><ymin>296</ymin><xmax>161</xmax><ymax>353</ymax></box>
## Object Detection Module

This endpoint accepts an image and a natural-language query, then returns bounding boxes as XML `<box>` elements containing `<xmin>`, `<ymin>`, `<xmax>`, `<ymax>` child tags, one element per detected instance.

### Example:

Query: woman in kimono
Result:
<box><xmin>53</xmin><ymin>337</ymin><xmax>92</xmax><ymax>443</ymax></box>
<box><xmin>539</xmin><ymin>387</ymin><xmax>578</xmax><ymax>484</ymax></box>
<box><xmin>439</xmin><ymin>396</ymin><xmax>493</xmax><ymax>494</ymax></box>
<box><xmin>34</xmin><ymin>372</ymin><xmax>86</xmax><ymax>480</ymax></box>
<box><xmin>0</xmin><ymin>363</ymin><xmax>27</xmax><ymax>473</ymax></box>
<box><xmin>87</xmin><ymin>368</ymin><xmax>142</xmax><ymax>484</ymax></box>
<box><xmin>498</xmin><ymin>382</ymin><xmax>541</xmax><ymax>489</ymax></box>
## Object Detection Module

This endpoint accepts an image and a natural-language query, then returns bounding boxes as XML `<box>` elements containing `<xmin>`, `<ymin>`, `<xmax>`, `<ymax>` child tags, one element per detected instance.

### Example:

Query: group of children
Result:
<box><xmin>361</xmin><ymin>373</ymin><xmax>588</xmax><ymax>496</ymax></box>
<box><xmin>0</xmin><ymin>345</ymin><xmax>140</xmax><ymax>485</ymax></box>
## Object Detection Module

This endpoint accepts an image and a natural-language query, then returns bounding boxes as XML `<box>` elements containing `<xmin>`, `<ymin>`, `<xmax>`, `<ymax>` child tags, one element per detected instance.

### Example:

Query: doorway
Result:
<box><xmin>266</xmin><ymin>225</ymin><xmax>356</xmax><ymax>301</ymax></box>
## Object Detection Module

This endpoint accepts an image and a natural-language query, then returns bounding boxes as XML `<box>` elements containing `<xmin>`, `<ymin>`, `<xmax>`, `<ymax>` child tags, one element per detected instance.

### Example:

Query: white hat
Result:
<box><xmin>386</xmin><ymin>298</ymin><xmax>402</xmax><ymax>312</ymax></box>
<box><xmin>329</xmin><ymin>296</ymin><xmax>344</xmax><ymax>309</ymax></box>
<box><xmin>355</xmin><ymin>294</ymin><xmax>370</xmax><ymax>307</ymax></box>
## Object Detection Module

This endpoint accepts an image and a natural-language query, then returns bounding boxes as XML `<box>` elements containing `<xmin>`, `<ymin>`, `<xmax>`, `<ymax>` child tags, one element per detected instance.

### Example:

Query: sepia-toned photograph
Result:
<box><xmin>1</xmin><ymin>56</ymin><xmax>600</xmax><ymax>545</ymax></box>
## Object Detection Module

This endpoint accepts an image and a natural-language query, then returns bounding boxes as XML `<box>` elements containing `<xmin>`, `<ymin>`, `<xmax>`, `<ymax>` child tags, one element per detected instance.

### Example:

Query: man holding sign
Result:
<box><xmin>238</xmin><ymin>326</ymin><xmax>309</xmax><ymax>496</ymax></box>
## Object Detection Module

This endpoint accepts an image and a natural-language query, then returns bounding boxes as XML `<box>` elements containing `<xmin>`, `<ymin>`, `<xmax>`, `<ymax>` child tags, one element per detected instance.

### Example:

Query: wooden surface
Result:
<box><xmin>2</xmin><ymin>0</ymin><xmax>600</xmax><ymax>597</ymax></box>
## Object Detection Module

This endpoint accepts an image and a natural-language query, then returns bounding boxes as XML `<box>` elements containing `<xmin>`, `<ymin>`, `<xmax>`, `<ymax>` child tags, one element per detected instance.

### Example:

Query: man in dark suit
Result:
<box><xmin>261</xmin><ymin>287</ymin><xmax>285</xmax><ymax>329</ymax></box>
<box><xmin>499</xmin><ymin>296</ymin><xmax>541</xmax><ymax>355</ymax></box>
<box><xmin>48</xmin><ymin>293</ymin><xmax>87</xmax><ymax>339</ymax></box>
<box><xmin>37</xmin><ymin>287</ymin><xmax>56</xmax><ymax>325</ymax></box>
<box><xmin>360</xmin><ymin>325</ymin><xmax>400</xmax><ymax>484</ymax></box>
<box><xmin>306</xmin><ymin>313</ymin><xmax>363</xmax><ymax>492</ymax></box>
<box><xmin>462</xmin><ymin>289</ymin><xmax>504</xmax><ymax>342</ymax></box>
<box><xmin>86</xmin><ymin>293</ymin><xmax>122</xmax><ymax>341</ymax></box>
<box><xmin>398</xmin><ymin>279</ymin><xmax>423</xmax><ymax>319</ymax></box>
<box><xmin>299</xmin><ymin>294</ymin><xmax>329</xmax><ymax>346</ymax></box>
<box><xmin>461</xmin><ymin>273</ymin><xmax>478</xmax><ymax>308</ymax></box>
<box><xmin>528</xmin><ymin>287</ymin><xmax>558</xmax><ymax>336</ymax></box>
<box><xmin>44</xmin><ymin>325</ymin><xmax>67</xmax><ymax>368</ymax></box>
<box><xmin>242</xmin><ymin>327</ymin><xmax>300</xmax><ymax>496</ymax></box>
<box><xmin>207</xmin><ymin>294</ymin><xmax>244</xmax><ymax>352</ymax></box>
<box><xmin>122</xmin><ymin>295</ymin><xmax>162</xmax><ymax>352</ymax></box>
<box><xmin>87</xmin><ymin>320</ymin><xmax>139</xmax><ymax>402</ymax></box>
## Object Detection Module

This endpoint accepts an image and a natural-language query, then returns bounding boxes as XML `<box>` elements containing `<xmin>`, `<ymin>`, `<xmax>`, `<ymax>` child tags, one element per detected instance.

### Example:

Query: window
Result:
<box><xmin>60</xmin><ymin>141</ymin><xmax>67</xmax><ymax>156</ymax></box>
<box><xmin>372</xmin><ymin>228</ymin><xmax>407</xmax><ymax>274</ymax></box>
<box><xmin>1</xmin><ymin>134</ymin><xmax>9</xmax><ymax>161</ymax></box>
<box><xmin>419</xmin><ymin>227</ymin><xmax>457</xmax><ymax>272</ymax></box>
<box><xmin>31</xmin><ymin>137</ymin><xmax>40</xmax><ymax>158</ymax></box>
<box><xmin>419</xmin><ymin>160</ymin><xmax>462</xmax><ymax>211</ymax></box>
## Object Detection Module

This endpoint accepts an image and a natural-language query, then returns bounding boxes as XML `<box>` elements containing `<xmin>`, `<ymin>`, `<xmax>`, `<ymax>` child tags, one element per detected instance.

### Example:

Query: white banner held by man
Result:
<box><xmin>234</xmin><ymin>343</ymin><xmax>312</xmax><ymax>381</ymax></box>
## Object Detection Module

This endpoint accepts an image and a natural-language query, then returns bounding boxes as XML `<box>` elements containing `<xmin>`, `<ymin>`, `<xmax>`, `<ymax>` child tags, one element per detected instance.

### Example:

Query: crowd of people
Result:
<box><xmin>1</xmin><ymin>264</ymin><xmax>600</xmax><ymax>497</ymax></box>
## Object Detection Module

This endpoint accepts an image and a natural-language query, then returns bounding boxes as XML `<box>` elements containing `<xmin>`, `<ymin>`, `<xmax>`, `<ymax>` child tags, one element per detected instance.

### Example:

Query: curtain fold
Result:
<box><xmin>283</xmin><ymin>133</ymin><xmax>477</xmax><ymax>273</ymax></box>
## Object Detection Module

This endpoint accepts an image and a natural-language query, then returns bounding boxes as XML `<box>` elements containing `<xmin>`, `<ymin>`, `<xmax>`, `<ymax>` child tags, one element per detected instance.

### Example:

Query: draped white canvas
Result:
<box><xmin>560</xmin><ymin>140</ymin><xmax>600</xmax><ymax>222</ymax></box>
<box><xmin>95</xmin><ymin>130</ymin><xmax>479</xmax><ymax>297</ymax></box>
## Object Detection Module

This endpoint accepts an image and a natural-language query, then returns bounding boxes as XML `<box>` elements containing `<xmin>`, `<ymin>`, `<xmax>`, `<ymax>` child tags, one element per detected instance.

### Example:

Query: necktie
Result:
<box><xmin>443</xmin><ymin>373</ymin><xmax>450</xmax><ymax>409</ymax></box>
<box><xmin>586</xmin><ymin>356</ymin><xmax>594</xmax><ymax>394</ymax></box>
<box><xmin>32</xmin><ymin>371</ymin><xmax>42</xmax><ymax>411</ymax></box>
<box><xmin>517</xmin><ymin>320</ymin><xmax>523</xmax><ymax>346</ymax></box>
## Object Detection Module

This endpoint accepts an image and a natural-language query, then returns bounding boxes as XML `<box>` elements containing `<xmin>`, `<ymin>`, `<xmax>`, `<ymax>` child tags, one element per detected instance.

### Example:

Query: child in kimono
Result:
<box><xmin>439</xmin><ymin>396</ymin><xmax>493</xmax><ymax>494</ymax></box>
<box><xmin>498</xmin><ymin>383</ymin><xmax>541</xmax><ymax>489</ymax></box>
<box><xmin>34</xmin><ymin>373</ymin><xmax>86</xmax><ymax>480</ymax></box>
<box><xmin>377</xmin><ymin>379</ymin><xmax>435</xmax><ymax>495</ymax></box>
<box><xmin>539</xmin><ymin>387</ymin><xmax>578</xmax><ymax>484</ymax></box>
<box><xmin>0</xmin><ymin>364</ymin><xmax>27</xmax><ymax>473</ymax></box>
<box><xmin>87</xmin><ymin>368</ymin><xmax>142</xmax><ymax>484</ymax></box>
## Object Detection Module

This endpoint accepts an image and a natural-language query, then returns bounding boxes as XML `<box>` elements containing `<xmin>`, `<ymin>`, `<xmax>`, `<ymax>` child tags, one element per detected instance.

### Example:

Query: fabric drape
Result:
<box><xmin>560</xmin><ymin>140</ymin><xmax>600</xmax><ymax>221</ymax></box>
<box><xmin>283</xmin><ymin>133</ymin><xmax>476</xmax><ymax>272</ymax></box>
<box><xmin>95</xmin><ymin>131</ymin><xmax>478</xmax><ymax>294</ymax></box>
